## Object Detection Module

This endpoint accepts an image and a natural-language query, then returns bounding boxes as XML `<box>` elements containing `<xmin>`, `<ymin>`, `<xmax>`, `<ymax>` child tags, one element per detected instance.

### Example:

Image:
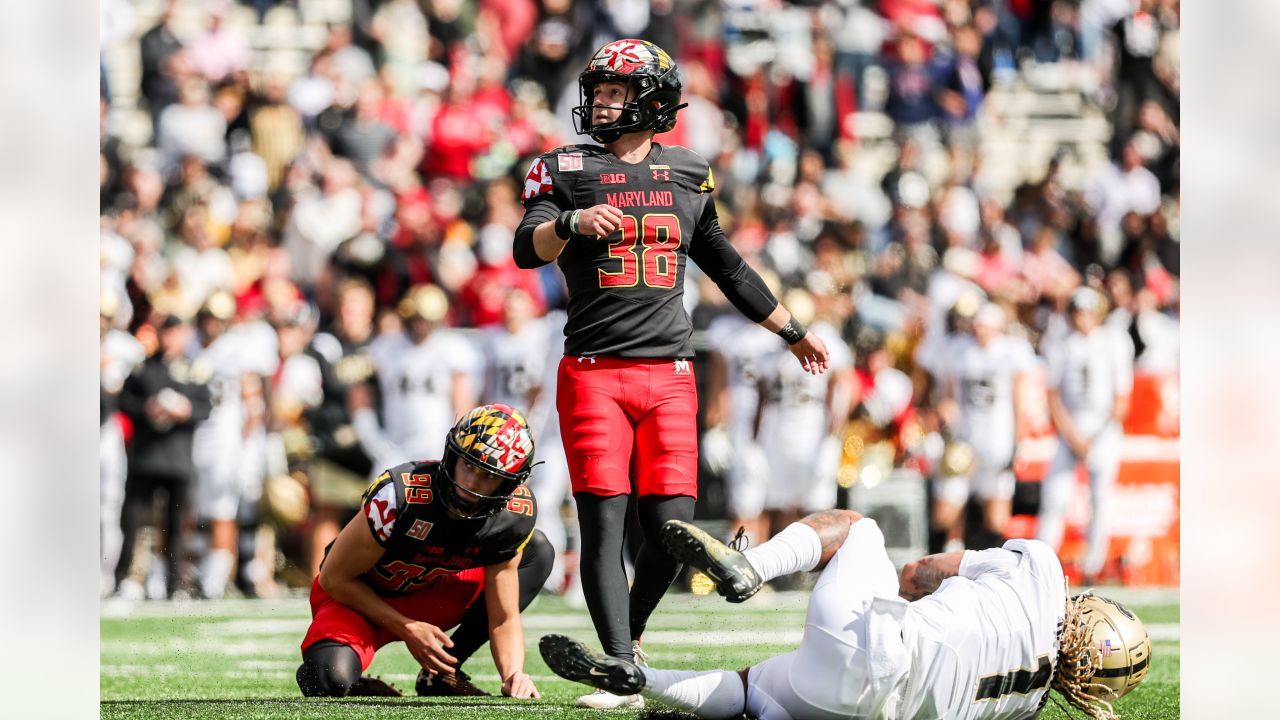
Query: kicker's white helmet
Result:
<box><xmin>1076</xmin><ymin>594</ymin><xmax>1152</xmax><ymax>700</ymax></box>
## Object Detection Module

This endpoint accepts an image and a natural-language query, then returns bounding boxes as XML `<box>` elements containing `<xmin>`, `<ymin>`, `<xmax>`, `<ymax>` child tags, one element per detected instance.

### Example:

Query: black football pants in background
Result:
<box><xmin>114</xmin><ymin>471</ymin><xmax>189</xmax><ymax>598</ymax></box>
<box><xmin>575</xmin><ymin>492</ymin><xmax>695</xmax><ymax>660</ymax></box>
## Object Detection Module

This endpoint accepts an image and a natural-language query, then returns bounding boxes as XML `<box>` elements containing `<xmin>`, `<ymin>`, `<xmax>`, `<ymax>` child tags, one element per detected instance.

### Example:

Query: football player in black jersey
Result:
<box><xmin>296</xmin><ymin>404</ymin><xmax>553</xmax><ymax>699</ymax></box>
<box><xmin>514</xmin><ymin>38</ymin><xmax>830</xmax><ymax>709</ymax></box>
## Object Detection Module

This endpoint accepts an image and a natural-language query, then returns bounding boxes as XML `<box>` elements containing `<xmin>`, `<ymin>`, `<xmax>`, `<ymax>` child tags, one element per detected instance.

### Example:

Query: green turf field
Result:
<box><xmin>101</xmin><ymin>588</ymin><xmax>1179</xmax><ymax>719</ymax></box>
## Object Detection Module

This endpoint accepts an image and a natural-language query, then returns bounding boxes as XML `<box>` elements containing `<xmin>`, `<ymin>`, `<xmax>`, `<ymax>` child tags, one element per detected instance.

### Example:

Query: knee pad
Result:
<box><xmin>296</xmin><ymin>640</ymin><xmax>361</xmax><ymax>697</ymax></box>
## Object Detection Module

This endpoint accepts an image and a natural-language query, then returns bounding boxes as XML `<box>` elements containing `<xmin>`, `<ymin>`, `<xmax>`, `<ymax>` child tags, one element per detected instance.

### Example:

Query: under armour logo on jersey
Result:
<box><xmin>577</xmin><ymin>356</ymin><xmax>597</xmax><ymax>364</ymax></box>
<box><xmin>652</xmin><ymin>169</ymin><xmax>670</xmax><ymax>182</ymax></box>
<box><xmin>674</xmin><ymin>359</ymin><xmax>691</xmax><ymax>374</ymax></box>
<box><xmin>521</xmin><ymin>158</ymin><xmax>554</xmax><ymax>202</ymax></box>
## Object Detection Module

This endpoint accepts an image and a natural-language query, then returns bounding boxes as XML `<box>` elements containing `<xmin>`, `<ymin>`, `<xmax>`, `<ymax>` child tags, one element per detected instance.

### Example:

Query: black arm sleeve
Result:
<box><xmin>514</xmin><ymin>196</ymin><xmax>562</xmax><ymax>269</ymax></box>
<box><xmin>118</xmin><ymin>369</ymin><xmax>149</xmax><ymax>419</ymax></box>
<box><xmin>687</xmin><ymin>201</ymin><xmax>779</xmax><ymax>324</ymax></box>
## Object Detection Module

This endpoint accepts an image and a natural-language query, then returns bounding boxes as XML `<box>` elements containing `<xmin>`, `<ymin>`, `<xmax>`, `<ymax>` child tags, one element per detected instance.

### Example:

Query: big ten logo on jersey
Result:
<box><xmin>505</xmin><ymin>484</ymin><xmax>534</xmax><ymax>516</ymax></box>
<box><xmin>600</xmin><ymin>173</ymin><xmax>627</xmax><ymax>185</ymax></box>
<box><xmin>673</xmin><ymin>359</ymin><xmax>692</xmax><ymax>375</ymax></box>
<box><xmin>401</xmin><ymin>471</ymin><xmax>434</xmax><ymax>504</ymax></box>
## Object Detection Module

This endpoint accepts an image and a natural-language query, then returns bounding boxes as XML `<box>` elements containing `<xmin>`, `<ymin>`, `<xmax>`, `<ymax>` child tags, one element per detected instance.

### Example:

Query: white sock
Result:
<box><xmin>199</xmin><ymin>549</ymin><xmax>234</xmax><ymax>599</ymax></box>
<box><xmin>641</xmin><ymin>668</ymin><xmax>745</xmax><ymax>719</ymax></box>
<box><xmin>743</xmin><ymin>522</ymin><xmax>822</xmax><ymax>583</ymax></box>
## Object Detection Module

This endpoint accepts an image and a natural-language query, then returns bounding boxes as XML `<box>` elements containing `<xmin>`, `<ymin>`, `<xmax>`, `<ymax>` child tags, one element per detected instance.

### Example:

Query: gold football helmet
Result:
<box><xmin>398</xmin><ymin>283</ymin><xmax>449</xmax><ymax>323</ymax></box>
<box><xmin>1077</xmin><ymin>593</ymin><xmax>1152</xmax><ymax>701</ymax></box>
<box><xmin>940</xmin><ymin>439</ymin><xmax>977</xmax><ymax>478</ymax></box>
<box><xmin>1054</xmin><ymin>592</ymin><xmax>1152</xmax><ymax>719</ymax></box>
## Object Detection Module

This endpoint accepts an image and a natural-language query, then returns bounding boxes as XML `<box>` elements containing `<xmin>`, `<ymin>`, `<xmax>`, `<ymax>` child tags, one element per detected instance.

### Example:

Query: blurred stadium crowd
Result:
<box><xmin>99</xmin><ymin>0</ymin><xmax>1179</xmax><ymax>600</ymax></box>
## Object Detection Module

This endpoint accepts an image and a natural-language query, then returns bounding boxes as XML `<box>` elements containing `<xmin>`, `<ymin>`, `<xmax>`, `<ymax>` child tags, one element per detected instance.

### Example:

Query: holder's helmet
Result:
<box><xmin>573</xmin><ymin>39</ymin><xmax>687</xmax><ymax>144</ymax></box>
<box><xmin>437</xmin><ymin>404</ymin><xmax>536</xmax><ymax>519</ymax></box>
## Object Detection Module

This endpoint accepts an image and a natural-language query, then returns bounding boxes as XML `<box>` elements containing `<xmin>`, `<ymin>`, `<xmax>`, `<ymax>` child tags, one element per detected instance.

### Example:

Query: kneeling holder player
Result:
<box><xmin>297</xmin><ymin>404</ymin><xmax>552</xmax><ymax>698</ymax></box>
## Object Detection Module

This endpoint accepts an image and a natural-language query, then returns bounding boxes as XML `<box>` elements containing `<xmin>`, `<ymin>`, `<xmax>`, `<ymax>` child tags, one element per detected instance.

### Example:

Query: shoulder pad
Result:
<box><xmin>521</xmin><ymin>155</ymin><xmax>556</xmax><ymax>203</ymax></box>
<box><xmin>361</xmin><ymin>470</ymin><xmax>400</xmax><ymax>545</ymax></box>
<box><xmin>660</xmin><ymin>144</ymin><xmax>714</xmax><ymax>193</ymax></box>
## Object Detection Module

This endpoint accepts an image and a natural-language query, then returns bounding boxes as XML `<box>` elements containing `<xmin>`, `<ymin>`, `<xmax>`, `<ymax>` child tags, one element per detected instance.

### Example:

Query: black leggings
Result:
<box><xmin>575</xmin><ymin>492</ymin><xmax>695</xmax><ymax>660</ymax></box>
<box><xmin>296</xmin><ymin>529</ymin><xmax>554</xmax><ymax>696</ymax></box>
<box><xmin>114</xmin><ymin>472</ymin><xmax>188</xmax><ymax>598</ymax></box>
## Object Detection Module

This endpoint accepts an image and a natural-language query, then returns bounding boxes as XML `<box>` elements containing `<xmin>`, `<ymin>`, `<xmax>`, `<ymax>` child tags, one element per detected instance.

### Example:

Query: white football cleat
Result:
<box><xmin>575</xmin><ymin>689</ymin><xmax>645</xmax><ymax>709</ymax></box>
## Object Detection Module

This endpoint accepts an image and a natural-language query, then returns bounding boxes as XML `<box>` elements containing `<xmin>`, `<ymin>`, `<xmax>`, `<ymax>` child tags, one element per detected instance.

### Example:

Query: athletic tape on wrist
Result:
<box><xmin>555</xmin><ymin>210</ymin><xmax>581</xmax><ymax>240</ymax></box>
<box><xmin>777</xmin><ymin>318</ymin><xmax>807</xmax><ymax>345</ymax></box>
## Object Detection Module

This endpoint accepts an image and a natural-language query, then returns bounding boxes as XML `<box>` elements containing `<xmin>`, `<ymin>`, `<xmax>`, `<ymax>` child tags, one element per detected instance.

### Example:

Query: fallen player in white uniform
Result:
<box><xmin>541</xmin><ymin>510</ymin><xmax>1150</xmax><ymax>720</ymax></box>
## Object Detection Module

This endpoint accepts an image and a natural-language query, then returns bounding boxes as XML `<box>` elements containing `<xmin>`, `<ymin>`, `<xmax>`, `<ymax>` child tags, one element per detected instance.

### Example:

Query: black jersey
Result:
<box><xmin>304</xmin><ymin>330</ymin><xmax>377</xmax><ymax>476</ymax></box>
<box><xmin>515</xmin><ymin>143</ymin><xmax>779</xmax><ymax>358</ymax></box>
<box><xmin>349</xmin><ymin>460</ymin><xmax>537</xmax><ymax>597</ymax></box>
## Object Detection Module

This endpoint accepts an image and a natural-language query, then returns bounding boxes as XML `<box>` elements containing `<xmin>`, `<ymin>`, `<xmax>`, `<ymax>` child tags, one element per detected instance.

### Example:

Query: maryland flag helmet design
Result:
<box><xmin>573</xmin><ymin>38</ymin><xmax>687</xmax><ymax>143</ymax></box>
<box><xmin>439</xmin><ymin>404</ymin><xmax>536</xmax><ymax>518</ymax></box>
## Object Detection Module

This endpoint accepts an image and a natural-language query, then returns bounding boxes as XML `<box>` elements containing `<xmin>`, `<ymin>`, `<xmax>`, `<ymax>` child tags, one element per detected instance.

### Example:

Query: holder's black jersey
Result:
<box><xmin>515</xmin><ymin>143</ymin><xmax>779</xmax><ymax>358</ymax></box>
<box><xmin>343</xmin><ymin>460</ymin><xmax>537</xmax><ymax>597</ymax></box>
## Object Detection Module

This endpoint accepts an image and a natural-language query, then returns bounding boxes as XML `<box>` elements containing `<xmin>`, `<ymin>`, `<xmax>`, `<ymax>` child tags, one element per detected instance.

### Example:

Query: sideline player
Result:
<box><xmin>352</xmin><ymin>284</ymin><xmax>478</xmax><ymax>472</ymax></box>
<box><xmin>480</xmin><ymin>290</ymin><xmax>575</xmax><ymax>594</ymax></box>
<box><xmin>756</xmin><ymin>288</ymin><xmax>854</xmax><ymax>535</ymax></box>
<box><xmin>514</xmin><ymin>38</ymin><xmax>830</xmax><ymax>709</ymax></box>
<box><xmin>703</xmin><ymin>286</ymin><xmax>781</xmax><ymax>547</ymax></box>
<box><xmin>190</xmin><ymin>291</ymin><xmax>271</xmax><ymax>599</ymax></box>
<box><xmin>1038</xmin><ymin>287</ymin><xmax>1134</xmax><ymax>583</ymax></box>
<box><xmin>295</xmin><ymin>404</ymin><xmax>553</xmax><ymax>698</ymax></box>
<box><xmin>934</xmin><ymin>302</ymin><xmax>1036</xmax><ymax>550</ymax></box>
<box><xmin>543</xmin><ymin>512</ymin><xmax>1151</xmax><ymax>720</ymax></box>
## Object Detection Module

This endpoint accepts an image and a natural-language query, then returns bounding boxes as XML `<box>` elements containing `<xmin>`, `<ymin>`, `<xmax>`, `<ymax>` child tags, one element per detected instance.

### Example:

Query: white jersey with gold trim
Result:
<box><xmin>370</xmin><ymin>329</ymin><xmax>479</xmax><ymax>461</ymax></box>
<box><xmin>480</xmin><ymin>319</ymin><xmax>549</xmax><ymax>411</ymax></box>
<box><xmin>900</xmin><ymin>539</ymin><xmax>1066</xmax><ymax>720</ymax></box>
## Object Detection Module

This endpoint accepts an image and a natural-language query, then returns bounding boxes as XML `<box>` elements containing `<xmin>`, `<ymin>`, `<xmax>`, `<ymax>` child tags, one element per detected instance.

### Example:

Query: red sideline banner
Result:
<box><xmin>1005</xmin><ymin>370</ymin><xmax>1180</xmax><ymax>587</ymax></box>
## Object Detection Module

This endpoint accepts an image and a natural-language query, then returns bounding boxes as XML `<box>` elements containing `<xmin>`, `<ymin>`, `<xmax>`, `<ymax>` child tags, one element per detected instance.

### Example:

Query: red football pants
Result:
<box><xmin>300</xmin><ymin>567</ymin><xmax>485</xmax><ymax>670</ymax></box>
<box><xmin>556</xmin><ymin>355</ymin><xmax>699</xmax><ymax>498</ymax></box>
